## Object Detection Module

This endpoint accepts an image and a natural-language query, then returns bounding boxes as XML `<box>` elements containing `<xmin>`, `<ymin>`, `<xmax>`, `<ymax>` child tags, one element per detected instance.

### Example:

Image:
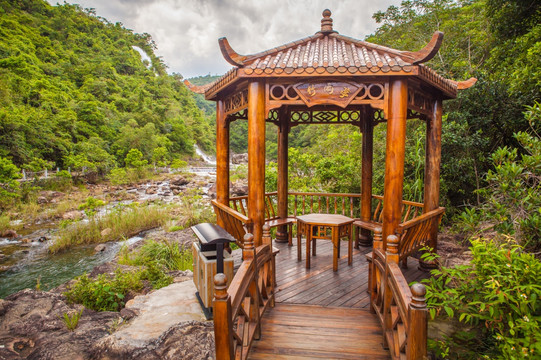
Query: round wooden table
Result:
<box><xmin>296</xmin><ymin>214</ymin><xmax>355</xmax><ymax>271</ymax></box>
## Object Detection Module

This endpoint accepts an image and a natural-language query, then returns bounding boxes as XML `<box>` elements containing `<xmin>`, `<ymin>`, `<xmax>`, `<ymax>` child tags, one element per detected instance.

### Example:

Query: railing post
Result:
<box><xmin>262</xmin><ymin>224</ymin><xmax>276</xmax><ymax>307</ymax></box>
<box><xmin>243</xmin><ymin>233</ymin><xmax>261</xmax><ymax>340</ymax></box>
<box><xmin>382</xmin><ymin>235</ymin><xmax>399</xmax><ymax>349</ymax></box>
<box><xmin>407</xmin><ymin>283</ymin><xmax>428</xmax><ymax>360</ymax></box>
<box><xmin>213</xmin><ymin>273</ymin><xmax>234</xmax><ymax>360</ymax></box>
<box><xmin>369</xmin><ymin>227</ymin><xmax>383</xmax><ymax>313</ymax></box>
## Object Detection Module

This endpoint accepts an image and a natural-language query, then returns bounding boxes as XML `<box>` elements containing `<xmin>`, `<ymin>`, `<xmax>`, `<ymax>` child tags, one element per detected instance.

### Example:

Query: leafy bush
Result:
<box><xmin>108</xmin><ymin>168</ymin><xmax>129</xmax><ymax>185</ymax></box>
<box><xmin>456</xmin><ymin>103</ymin><xmax>541</xmax><ymax>250</ymax></box>
<box><xmin>0</xmin><ymin>157</ymin><xmax>21</xmax><ymax>208</ymax></box>
<box><xmin>78</xmin><ymin>196</ymin><xmax>106</xmax><ymax>217</ymax></box>
<box><xmin>422</xmin><ymin>239</ymin><xmax>541</xmax><ymax>359</ymax></box>
<box><xmin>65</xmin><ymin>269</ymin><xmax>143</xmax><ymax>311</ymax></box>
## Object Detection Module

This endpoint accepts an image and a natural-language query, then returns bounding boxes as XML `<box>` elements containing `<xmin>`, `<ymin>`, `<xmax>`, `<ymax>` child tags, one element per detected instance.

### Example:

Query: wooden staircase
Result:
<box><xmin>249</xmin><ymin>303</ymin><xmax>390</xmax><ymax>359</ymax></box>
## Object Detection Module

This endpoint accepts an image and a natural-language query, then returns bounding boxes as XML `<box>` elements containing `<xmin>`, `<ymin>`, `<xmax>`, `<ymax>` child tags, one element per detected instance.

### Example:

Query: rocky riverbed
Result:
<box><xmin>0</xmin><ymin>228</ymin><xmax>216</xmax><ymax>360</ymax></box>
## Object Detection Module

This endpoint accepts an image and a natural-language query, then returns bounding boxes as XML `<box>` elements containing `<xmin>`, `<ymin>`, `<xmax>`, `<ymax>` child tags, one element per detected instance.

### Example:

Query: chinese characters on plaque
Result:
<box><xmin>295</xmin><ymin>81</ymin><xmax>362</xmax><ymax>108</ymax></box>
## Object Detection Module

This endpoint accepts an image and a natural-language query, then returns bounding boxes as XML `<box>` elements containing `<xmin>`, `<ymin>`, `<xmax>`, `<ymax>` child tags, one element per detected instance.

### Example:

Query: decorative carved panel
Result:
<box><xmin>224</xmin><ymin>89</ymin><xmax>248</xmax><ymax>115</ymax></box>
<box><xmin>407</xmin><ymin>89</ymin><xmax>432</xmax><ymax>118</ymax></box>
<box><xmin>294</xmin><ymin>81</ymin><xmax>363</xmax><ymax>108</ymax></box>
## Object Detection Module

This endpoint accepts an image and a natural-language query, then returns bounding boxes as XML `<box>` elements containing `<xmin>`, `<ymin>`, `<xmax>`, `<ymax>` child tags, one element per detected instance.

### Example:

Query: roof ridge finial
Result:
<box><xmin>320</xmin><ymin>9</ymin><xmax>334</xmax><ymax>33</ymax></box>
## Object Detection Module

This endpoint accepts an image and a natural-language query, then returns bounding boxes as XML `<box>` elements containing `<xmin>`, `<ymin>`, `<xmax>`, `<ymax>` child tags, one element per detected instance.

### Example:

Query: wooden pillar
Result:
<box><xmin>382</xmin><ymin>79</ymin><xmax>408</xmax><ymax>247</ymax></box>
<box><xmin>275</xmin><ymin>108</ymin><xmax>289</xmax><ymax>243</ymax></box>
<box><xmin>359</xmin><ymin>109</ymin><xmax>374</xmax><ymax>247</ymax></box>
<box><xmin>420</xmin><ymin>97</ymin><xmax>443</xmax><ymax>269</ymax></box>
<box><xmin>216</xmin><ymin>99</ymin><xmax>230</xmax><ymax>210</ymax></box>
<box><xmin>248</xmin><ymin>81</ymin><xmax>266</xmax><ymax>246</ymax></box>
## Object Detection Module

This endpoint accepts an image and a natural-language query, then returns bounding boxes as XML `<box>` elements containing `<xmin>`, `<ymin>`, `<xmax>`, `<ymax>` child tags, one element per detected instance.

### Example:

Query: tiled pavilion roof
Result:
<box><xmin>187</xmin><ymin>9</ymin><xmax>475</xmax><ymax>100</ymax></box>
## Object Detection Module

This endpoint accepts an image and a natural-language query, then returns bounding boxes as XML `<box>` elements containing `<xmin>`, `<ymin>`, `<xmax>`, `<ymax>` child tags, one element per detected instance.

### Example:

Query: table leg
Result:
<box><xmin>348</xmin><ymin>224</ymin><xmax>353</xmax><ymax>266</ymax></box>
<box><xmin>332</xmin><ymin>227</ymin><xmax>338</xmax><ymax>272</ymax></box>
<box><xmin>312</xmin><ymin>229</ymin><xmax>317</xmax><ymax>256</ymax></box>
<box><xmin>306</xmin><ymin>225</ymin><xmax>311</xmax><ymax>269</ymax></box>
<box><xmin>297</xmin><ymin>223</ymin><xmax>302</xmax><ymax>262</ymax></box>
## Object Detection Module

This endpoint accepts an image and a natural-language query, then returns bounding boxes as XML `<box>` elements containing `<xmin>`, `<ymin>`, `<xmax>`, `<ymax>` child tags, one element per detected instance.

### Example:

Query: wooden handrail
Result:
<box><xmin>370</xmin><ymin>234</ymin><xmax>428</xmax><ymax>359</ymax></box>
<box><xmin>212</xmin><ymin>200</ymin><xmax>252</xmax><ymax>247</ymax></box>
<box><xmin>213</xmin><ymin>232</ymin><xmax>275</xmax><ymax>360</ymax></box>
<box><xmin>229</xmin><ymin>192</ymin><xmax>425</xmax><ymax>224</ymax></box>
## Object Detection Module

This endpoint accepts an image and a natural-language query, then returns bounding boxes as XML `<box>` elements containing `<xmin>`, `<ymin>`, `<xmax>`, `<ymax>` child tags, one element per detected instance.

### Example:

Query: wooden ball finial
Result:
<box><xmin>214</xmin><ymin>273</ymin><xmax>228</xmax><ymax>299</ymax></box>
<box><xmin>410</xmin><ymin>283</ymin><xmax>427</xmax><ymax>308</ymax></box>
<box><xmin>387</xmin><ymin>235</ymin><xmax>399</xmax><ymax>254</ymax></box>
<box><xmin>321</xmin><ymin>9</ymin><xmax>334</xmax><ymax>33</ymax></box>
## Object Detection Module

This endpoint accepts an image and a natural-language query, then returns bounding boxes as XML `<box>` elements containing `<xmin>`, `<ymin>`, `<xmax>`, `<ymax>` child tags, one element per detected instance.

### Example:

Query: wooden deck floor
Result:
<box><xmin>248</xmin><ymin>237</ymin><xmax>429</xmax><ymax>359</ymax></box>
<box><xmin>274</xmin><ymin>237</ymin><xmax>428</xmax><ymax>308</ymax></box>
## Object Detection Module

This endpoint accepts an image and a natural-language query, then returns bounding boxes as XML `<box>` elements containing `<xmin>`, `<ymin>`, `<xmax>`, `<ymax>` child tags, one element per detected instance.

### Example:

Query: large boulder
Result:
<box><xmin>231</xmin><ymin>153</ymin><xmax>248</xmax><ymax>164</ymax></box>
<box><xmin>171</xmin><ymin>176</ymin><xmax>189</xmax><ymax>187</ymax></box>
<box><xmin>92</xmin><ymin>281</ymin><xmax>213</xmax><ymax>359</ymax></box>
<box><xmin>0</xmin><ymin>289</ymin><xmax>119</xmax><ymax>360</ymax></box>
<box><xmin>230</xmin><ymin>180</ymin><xmax>248</xmax><ymax>196</ymax></box>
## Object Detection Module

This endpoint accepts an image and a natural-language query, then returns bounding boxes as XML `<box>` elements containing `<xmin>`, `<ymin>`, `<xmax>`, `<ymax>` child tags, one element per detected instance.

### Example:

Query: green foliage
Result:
<box><xmin>0</xmin><ymin>0</ymin><xmax>213</xmax><ymax>170</ymax></box>
<box><xmin>124</xmin><ymin>149</ymin><xmax>147</xmax><ymax>169</ymax></box>
<box><xmin>64</xmin><ymin>269</ymin><xmax>142</xmax><ymax>311</ymax></box>
<box><xmin>422</xmin><ymin>240</ymin><xmax>541</xmax><ymax>359</ymax></box>
<box><xmin>0</xmin><ymin>156</ymin><xmax>21</xmax><ymax>208</ymax></box>
<box><xmin>119</xmin><ymin>238</ymin><xmax>192</xmax><ymax>271</ymax></box>
<box><xmin>61</xmin><ymin>309</ymin><xmax>82</xmax><ymax>331</ymax></box>
<box><xmin>77</xmin><ymin>196</ymin><xmax>105</xmax><ymax>217</ymax></box>
<box><xmin>170</xmin><ymin>159</ymin><xmax>187</xmax><ymax>171</ymax></box>
<box><xmin>456</xmin><ymin>103</ymin><xmax>541</xmax><ymax>250</ymax></box>
<box><xmin>107</xmin><ymin>167</ymin><xmax>128</xmax><ymax>185</ymax></box>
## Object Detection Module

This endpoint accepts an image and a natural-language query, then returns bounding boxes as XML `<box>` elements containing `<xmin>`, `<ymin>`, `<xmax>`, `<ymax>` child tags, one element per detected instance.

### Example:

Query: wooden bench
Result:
<box><xmin>229</xmin><ymin>193</ymin><xmax>295</xmax><ymax>246</ymax></box>
<box><xmin>365</xmin><ymin>206</ymin><xmax>445</xmax><ymax>270</ymax></box>
<box><xmin>353</xmin><ymin>195</ymin><xmax>425</xmax><ymax>247</ymax></box>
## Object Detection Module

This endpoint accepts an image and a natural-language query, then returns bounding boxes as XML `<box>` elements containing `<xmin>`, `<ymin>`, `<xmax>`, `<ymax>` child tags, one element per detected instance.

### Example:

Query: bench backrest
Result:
<box><xmin>395</xmin><ymin>207</ymin><xmax>445</xmax><ymax>260</ymax></box>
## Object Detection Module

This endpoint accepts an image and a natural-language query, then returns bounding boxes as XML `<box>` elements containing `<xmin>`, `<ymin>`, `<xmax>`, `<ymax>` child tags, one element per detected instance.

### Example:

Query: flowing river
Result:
<box><xmin>0</xmin><ymin>146</ymin><xmax>218</xmax><ymax>298</ymax></box>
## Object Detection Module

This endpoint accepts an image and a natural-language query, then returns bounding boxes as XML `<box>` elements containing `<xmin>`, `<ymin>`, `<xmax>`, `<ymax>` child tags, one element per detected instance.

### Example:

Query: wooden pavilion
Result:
<box><xmin>187</xmin><ymin>9</ymin><xmax>475</xmax><ymax>360</ymax></box>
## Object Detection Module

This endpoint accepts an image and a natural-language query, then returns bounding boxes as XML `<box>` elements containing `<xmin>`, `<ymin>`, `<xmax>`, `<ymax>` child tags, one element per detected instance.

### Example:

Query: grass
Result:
<box><xmin>50</xmin><ymin>204</ymin><xmax>168</xmax><ymax>253</ymax></box>
<box><xmin>119</xmin><ymin>238</ymin><xmax>193</xmax><ymax>271</ymax></box>
<box><xmin>0</xmin><ymin>214</ymin><xmax>11</xmax><ymax>234</ymax></box>
<box><xmin>61</xmin><ymin>309</ymin><xmax>83</xmax><ymax>331</ymax></box>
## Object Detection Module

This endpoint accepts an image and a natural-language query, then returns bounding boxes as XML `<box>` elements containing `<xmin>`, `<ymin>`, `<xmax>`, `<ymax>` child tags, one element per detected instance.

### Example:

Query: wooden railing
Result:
<box><xmin>288</xmin><ymin>191</ymin><xmax>362</xmax><ymax>218</ymax></box>
<box><xmin>229</xmin><ymin>192</ymin><xmax>425</xmax><ymax>223</ymax></box>
<box><xmin>370</xmin><ymin>230</ymin><xmax>428</xmax><ymax>359</ymax></box>
<box><xmin>212</xmin><ymin>200</ymin><xmax>252</xmax><ymax>248</ymax></box>
<box><xmin>213</xmin><ymin>228</ymin><xmax>276</xmax><ymax>360</ymax></box>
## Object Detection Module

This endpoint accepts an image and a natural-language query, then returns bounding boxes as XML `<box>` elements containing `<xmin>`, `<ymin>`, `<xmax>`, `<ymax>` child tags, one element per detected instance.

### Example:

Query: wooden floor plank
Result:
<box><xmin>248</xmin><ymin>236</ymin><xmax>430</xmax><ymax>359</ymax></box>
<box><xmin>248</xmin><ymin>303</ymin><xmax>390</xmax><ymax>359</ymax></box>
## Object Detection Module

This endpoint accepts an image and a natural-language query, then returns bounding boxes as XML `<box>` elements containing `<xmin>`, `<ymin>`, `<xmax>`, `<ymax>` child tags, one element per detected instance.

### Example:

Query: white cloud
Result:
<box><xmin>47</xmin><ymin>0</ymin><xmax>400</xmax><ymax>78</ymax></box>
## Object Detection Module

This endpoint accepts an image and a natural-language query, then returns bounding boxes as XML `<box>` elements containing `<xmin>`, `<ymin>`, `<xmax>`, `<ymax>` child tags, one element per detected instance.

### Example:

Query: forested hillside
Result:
<box><xmin>0</xmin><ymin>0</ymin><xmax>214</xmax><ymax>175</ymax></box>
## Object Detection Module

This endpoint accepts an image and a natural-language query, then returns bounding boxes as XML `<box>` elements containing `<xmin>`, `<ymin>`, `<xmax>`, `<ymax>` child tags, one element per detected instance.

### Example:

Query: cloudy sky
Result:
<box><xmin>47</xmin><ymin>0</ymin><xmax>401</xmax><ymax>78</ymax></box>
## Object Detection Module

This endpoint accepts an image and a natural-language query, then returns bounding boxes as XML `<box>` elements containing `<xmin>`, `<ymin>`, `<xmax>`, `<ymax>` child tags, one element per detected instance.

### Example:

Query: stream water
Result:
<box><xmin>0</xmin><ymin>145</ymin><xmax>218</xmax><ymax>298</ymax></box>
<box><xmin>0</xmin><ymin>236</ymin><xmax>142</xmax><ymax>298</ymax></box>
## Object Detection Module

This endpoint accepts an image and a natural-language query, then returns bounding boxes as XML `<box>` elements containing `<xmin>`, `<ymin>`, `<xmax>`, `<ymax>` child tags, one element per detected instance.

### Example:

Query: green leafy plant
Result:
<box><xmin>64</xmin><ymin>269</ymin><xmax>143</xmax><ymax>311</ymax></box>
<box><xmin>422</xmin><ymin>239</ymin><xmax>541</xmax><ymax>359</ymax></box>
<box><xmin>78</xmin><ymin>196</ymin><xmax>106</xmax><ymax>217</ymax></box>
<box><xmin>107</xmin><ymin>168</ymin><xmax>129</xmax><ymax>185</ymax></box>
<box><xmin>61</xmin><ymin>309</ymin><xmax>83</xmax><ymax>331</ymax></box>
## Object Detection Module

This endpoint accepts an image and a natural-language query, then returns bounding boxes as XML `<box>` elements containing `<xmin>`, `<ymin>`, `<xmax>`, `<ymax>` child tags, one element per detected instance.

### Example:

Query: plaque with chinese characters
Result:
<box><xmin>294</xmin><ymin>81</ymin><xmax>363</xmax><ymax>108</ymax></box>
